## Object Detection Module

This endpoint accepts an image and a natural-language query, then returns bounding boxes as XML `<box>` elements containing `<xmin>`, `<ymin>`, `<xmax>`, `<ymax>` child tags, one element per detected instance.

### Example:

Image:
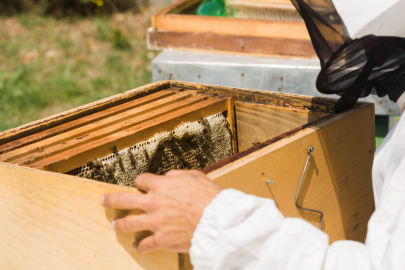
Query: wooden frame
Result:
<box><xmin>147</xmin><ymin>30</ymin><xmax>317</xmax><ymax>57</ymax></box>
<box><xmin>148</xmin><ymin>0</ymin><xmax>319</xmax><ymax>56</ymax></box>
<box><xmin>152</xmin><ymin>0</ymin><xmax>310</xmax><ymax>40</ymax></box>
<box><xmin>0</xmin><ymin>81</ymin><xmax>375</xmax><ymax>270</ymax></box>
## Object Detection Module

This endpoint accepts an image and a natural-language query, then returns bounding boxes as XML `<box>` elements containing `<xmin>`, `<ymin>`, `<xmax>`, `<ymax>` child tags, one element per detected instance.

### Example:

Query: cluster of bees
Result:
<box><xmin>82</xmin><ymin>145</ymin><xmax>121</xmax><ymax>183</ymax></box>
<box><xmin>80</xmin><ymin>115</ymin><xmax>231</xmax><ymax>184</ymax></box>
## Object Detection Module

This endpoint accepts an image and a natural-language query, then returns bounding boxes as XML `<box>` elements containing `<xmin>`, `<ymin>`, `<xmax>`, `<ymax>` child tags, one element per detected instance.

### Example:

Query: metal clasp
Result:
<box><xmin>295</xmin><ymin>146</ymin><xmax>323</xmax><ymax>230</ymax></box>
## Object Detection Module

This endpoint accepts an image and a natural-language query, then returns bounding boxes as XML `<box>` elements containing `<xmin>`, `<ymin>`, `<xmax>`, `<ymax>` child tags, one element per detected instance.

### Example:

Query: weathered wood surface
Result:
<box><xmin>204</xmin><ymin>102</ymin><xmax>375</xmax><ymax>243</ymax></box>
<box><xmin>0</xmin><ymin>91</ymin><xmax>199</xmax><ymax>163</ymax></box>
<box><xmin>0</xmin><ymin>90</ymin><xmax>176</xmax><ymax>155</ymax></box>
<box><xmin>30</xmin><ymin>96</ymin><xmax>232</xmax><ymax>173</ymax></box>
<box><xmin>171</xmin><ymin>81</ymin><xmax>336</xmax><ymax>113</ymax></box>
<box><xmin>0</xmin><ymin>161</ymin><xmax>189</xmax><ymax>270</ymax></box>
<box><xmin>0</xmin><ymin>81</ymin><xmax>171</xmax><ymax>146</ymax></box>
<box><xmin>147</xmin><ymin>30</ymin><xmax>317</xmax><ymax>57</ymax></box>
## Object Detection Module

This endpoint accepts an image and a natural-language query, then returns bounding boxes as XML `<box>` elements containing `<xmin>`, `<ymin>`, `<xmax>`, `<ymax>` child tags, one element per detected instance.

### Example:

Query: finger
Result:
<box><xmin>133</xmin><ymin>235</ymin><xmax>158</xmax><ymax>254</ymax></box>
<box><xmin>101</xmin><ymin>192</ymin><xmax>145</xmax><ymax>210</ymax></box>
<box><xmin>135</xmin><ymin>173</ymin><xmax>161</xmax><ymax>192</ymax></box>
<box><xmin>112</xmin><ymin>214</ymin><xmax>153</xmax><ymax>233</ymax></box>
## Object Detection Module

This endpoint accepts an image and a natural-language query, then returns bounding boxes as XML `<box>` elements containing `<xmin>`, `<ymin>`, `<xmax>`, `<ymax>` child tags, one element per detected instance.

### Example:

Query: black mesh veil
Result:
<box><xmin>291</xmin><ymin>0</ymin><xmax>405</xmax><ymax>113</ymax></box>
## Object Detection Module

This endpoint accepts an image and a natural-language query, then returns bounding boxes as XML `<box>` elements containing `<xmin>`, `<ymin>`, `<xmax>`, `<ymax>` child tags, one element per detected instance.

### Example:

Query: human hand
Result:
<box><xmin>101</xmin><ymin>170</ymin><xmax>222</xmax><ymax>254</ymax></box>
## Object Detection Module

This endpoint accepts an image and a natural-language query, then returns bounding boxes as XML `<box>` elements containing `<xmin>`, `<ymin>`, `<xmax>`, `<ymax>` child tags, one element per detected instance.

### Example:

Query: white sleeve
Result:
<box><xmin>190</xmin><ymin>189</ymin><xmax>372</xmax><ymax>270</ymax></box>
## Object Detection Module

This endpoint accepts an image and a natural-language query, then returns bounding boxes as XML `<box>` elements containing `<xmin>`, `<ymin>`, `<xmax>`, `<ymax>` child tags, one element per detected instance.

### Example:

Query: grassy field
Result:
<box><xmin>0</xmin><ymin>9</ymin><xmax>159</xmax><ymax>132</ymax></box>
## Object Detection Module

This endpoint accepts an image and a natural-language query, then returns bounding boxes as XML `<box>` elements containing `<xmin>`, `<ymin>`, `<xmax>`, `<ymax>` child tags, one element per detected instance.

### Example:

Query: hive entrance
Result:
<box><xmin>67</xmin><ymin>113</ymin><xmax>233</xmax><ymax>187</ymax></box>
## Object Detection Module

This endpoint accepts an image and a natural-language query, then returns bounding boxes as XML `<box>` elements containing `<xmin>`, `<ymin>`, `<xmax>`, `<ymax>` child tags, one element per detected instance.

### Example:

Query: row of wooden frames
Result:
<box><xmin>0</xmin><ymin>89</ymin><xmax>237</xmax><ymax>174</ymax></box>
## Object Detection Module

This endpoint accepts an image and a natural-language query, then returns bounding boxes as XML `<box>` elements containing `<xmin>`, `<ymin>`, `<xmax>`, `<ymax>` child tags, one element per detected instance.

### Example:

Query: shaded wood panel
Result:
<box><xmin>205</xmin><ymin>103</ymin><xmax>375</xmax><ymax>243</ymax></box>
<box><xmin>30</xmin><ymin>96</ymin><xmax>232</xmax><ymax>173</ymax></box>
<box><xmin>0</xmin><ymin>90</ymin><xmax>176</xmax><ymax>155</ymax></box>
<box><xmin>0</xmin><ymin>162</ymin><xmax>188</xmax><ymax>270</ymax></box>
<box><xmin>235</xmin><ymin>102</ymin><xmax>328</xmax><ymax>151</ymax></box>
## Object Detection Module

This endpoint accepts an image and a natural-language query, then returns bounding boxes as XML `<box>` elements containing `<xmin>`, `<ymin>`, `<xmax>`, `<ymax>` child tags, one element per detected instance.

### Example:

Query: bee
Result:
<box><xmin>190</xmin><ymin>149</ymin><xmax>202</xmax><ymax>160</ymax></box>
<box><xmin>86</xmin><ymin>160</ymin><xmax>95</xmax><ymax>168</ymax></box>
<box><xmin>200</xmin><ymin>117</ymin><xmax>211</xmax><ymax>134</ymax></box>
<box><xmin>191</xmin><ymin>136</ymin><xmax>199</xmax><ymax>144</ymax></box>
<box><xmin>202</xmin><ymin>138</ymin><xmax>212</xmax><ymax>149</ymax></box>
<box><xmin>128</xmin><ymin>150</ymin><xmax>137</xmax><ymax>167</ymax></box>
<box><xmin>105</xmin><ymin>164</ymin><xmax>114</xmax><ymax>175</ymax></box>
<box><xmin>252</xmin><ymin>139</ymin><xmax>261</xmax><ymax>146</ymax></box>
<box><xmin>143</xmin><ymin>149</ymin><xmax>149</xmax><ymax>160</ymax></box>
<box><xmin>173</xmin><ymin>155</ymin><xmax>183</xmax><ymax>169</ymax></box>
<box><xmin>156</xmin><ymin>167</ymin><xmax>164</xmax><ymax>175</ymax></box>
<box><xmin>93</xmin><ymin>158</ymin><xmax>102</xmax><ymax>170</ymax></box>
<box><xmin>84</xmin><ymin>170</ymin><xmax>93</xmax><ymax>179</ymax></box>
<box><xmin>111</xmin><ymin>145</ymin><xmax>119</xmax><ymax>156</ymax></box>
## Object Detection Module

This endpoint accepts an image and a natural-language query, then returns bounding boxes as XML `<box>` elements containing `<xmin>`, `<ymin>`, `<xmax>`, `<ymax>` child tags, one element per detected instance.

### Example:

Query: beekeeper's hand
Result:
<box><xmin>100</xmin><ymin>170</ymin><xmax>222</xmax><ymax>253</ymax></box>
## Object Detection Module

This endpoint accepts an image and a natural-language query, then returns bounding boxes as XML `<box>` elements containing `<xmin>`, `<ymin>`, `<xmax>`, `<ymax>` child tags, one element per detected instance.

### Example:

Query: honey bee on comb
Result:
<box><xmin>110</xmin><ymin>144</ymin><xmax>119</xmax><ymax>156</ymax></box>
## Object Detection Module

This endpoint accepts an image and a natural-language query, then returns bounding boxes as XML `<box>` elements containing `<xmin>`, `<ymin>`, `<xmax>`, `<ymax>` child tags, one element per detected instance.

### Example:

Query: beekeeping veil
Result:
<box><xmin>291</xmin><ymin>0</ymin><xmax>405</xmax><ymax>113</ymax></box>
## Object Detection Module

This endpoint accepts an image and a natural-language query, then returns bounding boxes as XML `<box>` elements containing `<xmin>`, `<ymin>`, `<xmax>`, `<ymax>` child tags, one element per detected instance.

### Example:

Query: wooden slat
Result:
<box><xmin>170</xmin><ymin>80</ymin><xmax>336</xmax><ymax>113</ymax></box>
<box><xmin>29</xmin><ymin>96</ymin><xmax>232</xmax><ymax>173</ymax></box>
<box><xmin>227</xmin><ymin>96</ymin><xmax>238</xmax><ymax>154</ymax></box>
<box><xmin>204</xmin><ymin>102</ymin><xmax>375</xmax><ymax>243</ymax></box>
<box><xmin>0</xmin><ymin>91</ymin><xmax>197</xmax><ymax>163</ymax></box>
<box><xmin>0</xmin><ymin>90</ymin><xmax>177</xmax><ymax>155</ymax></box>
<box><xmin>8</xmin><ymin>94</ymin><xmax>208</xmax><ymax>166</ymax></box>
<box><xmin>147</xmin><ymin>30</ymin><xmax>317</xmax><ymax>57</ymax></box>
<box><xmin>153</xmin><ymin>14</ymin><xmax>312</xmax><ymax>40</ymax></box>
<box><xmin>0</xmin><ymin>161</ymin><xmax>186</xmax><ymax>270</ymax></box>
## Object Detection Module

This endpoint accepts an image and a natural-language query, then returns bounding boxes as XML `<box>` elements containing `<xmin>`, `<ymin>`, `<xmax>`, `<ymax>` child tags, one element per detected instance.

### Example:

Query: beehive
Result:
<box><xmin>0</xmin><ymin>81</ymin><xmax>375</xmax><ymax>270</ymax></box>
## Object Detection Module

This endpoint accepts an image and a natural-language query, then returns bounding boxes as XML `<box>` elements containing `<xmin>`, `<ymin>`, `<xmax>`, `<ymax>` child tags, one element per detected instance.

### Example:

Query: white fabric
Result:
<box><xmin>332</xmin><ymin>0</ymin><xmax>405</xmax><ymax>39</ymax></box>
<box><xmin>190</xmin><ymin>108</ymin><xmax>405</xmax><ymax>269</ymax></box>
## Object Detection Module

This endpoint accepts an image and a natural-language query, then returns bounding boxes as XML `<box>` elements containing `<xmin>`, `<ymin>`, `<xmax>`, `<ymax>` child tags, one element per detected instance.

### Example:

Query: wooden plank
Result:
<box><xmin>227</xmin><ymin>96</ymin><xmax>238</xmax><ymax>154</ymax></box>
<box><xmin>147</xmin><ymin>30</ymin><xmax>317</xmax><ymax>57</ymax></box>
<box><xmin>204</xmin><ymin>103</ymin><xmax>375</xmax><ymax>243</ymax></box>
<box><xmin>171</xmin><ymin>81</ymin><xmax>336</xmax><ymax>113</ymax></box>
<box><xmin>234</xmin><ymin>102</ymin><xmax>328</xmax><ymax>151</ymax></box>
<box><xmin>0</xmin><ymin>90</ymin><xmax>177</xmax><ymax>155</ymax></box>
<box><xmin>0</xmin><ymin>81</ymin><xmax>171</xmax><ymax>146</ymax></box>
<box><xmin>7</xmin><ymin>94</ymin><xmax>208</xmax><ymax>165</ymax></box>
<box><xmin>30</xmin><ymin>96</ymin><xmax>232</xmax><ymax>173</ymax></box>
<box><xmin>153</xmin><ymin>14</ymin><xmax>312</xmax><ymax>40</ymax></box>
<box><xmin>0</xmin><ymin>161</ymin><xmax>185</xmax><ymax>270</ymax></box>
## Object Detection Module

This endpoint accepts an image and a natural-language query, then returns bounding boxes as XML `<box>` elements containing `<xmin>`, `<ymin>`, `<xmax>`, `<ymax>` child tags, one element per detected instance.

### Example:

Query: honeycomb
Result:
<box><xmin>66</xmin><ymin>113</ymin><xmax>232</xmax><ymax>187</ymax></box>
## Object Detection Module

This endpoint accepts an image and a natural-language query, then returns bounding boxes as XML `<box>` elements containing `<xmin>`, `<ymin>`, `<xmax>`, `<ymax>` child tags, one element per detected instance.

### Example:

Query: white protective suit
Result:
<box><xmin>189</xmin><ymin>97</ymin><xmax>405</xmax><ymax>270</ymax></box>
<box><xmin>190</xmin><ymin>0</ymin><xmax>405</xmax><ymax>268</ymax></box>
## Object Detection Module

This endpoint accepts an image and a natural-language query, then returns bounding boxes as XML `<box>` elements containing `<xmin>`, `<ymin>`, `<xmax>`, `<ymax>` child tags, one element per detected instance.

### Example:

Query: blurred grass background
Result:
<box><xmin>0</xmin><ymin>0</ymin><xmax>169</xmax><ymax>131</ymax></box>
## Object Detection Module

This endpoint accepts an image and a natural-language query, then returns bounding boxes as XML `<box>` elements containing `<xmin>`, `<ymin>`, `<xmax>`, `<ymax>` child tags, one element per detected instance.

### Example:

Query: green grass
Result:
<box><xmin>0</xmin><ymin>12</ymin><xmax>154</xmax><ymax>131</ymax></box>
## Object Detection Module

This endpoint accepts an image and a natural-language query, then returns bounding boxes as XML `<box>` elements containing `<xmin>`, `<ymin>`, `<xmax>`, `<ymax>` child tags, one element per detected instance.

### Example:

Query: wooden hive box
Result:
<box><xmin>148</xmin><ymin>0</ymin><xmax>319</xmax><ymax>56</ymax></box>
<box><xmin>0</xmin><ymin>81</ymin><xmax>375</xmax><ymax>270</ymax></box>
